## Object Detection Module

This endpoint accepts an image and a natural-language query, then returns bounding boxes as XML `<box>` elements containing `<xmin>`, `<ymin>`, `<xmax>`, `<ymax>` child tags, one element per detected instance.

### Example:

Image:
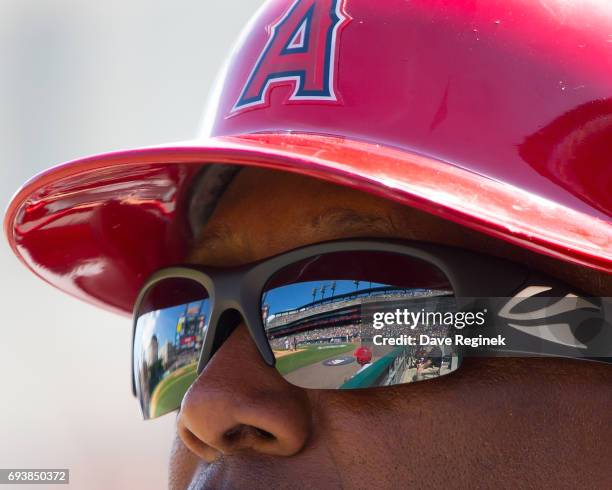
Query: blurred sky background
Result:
<box><xmin>0</xmin><ymin>1</ymin><xmax>263</xmax><ymax>488</ymax></box>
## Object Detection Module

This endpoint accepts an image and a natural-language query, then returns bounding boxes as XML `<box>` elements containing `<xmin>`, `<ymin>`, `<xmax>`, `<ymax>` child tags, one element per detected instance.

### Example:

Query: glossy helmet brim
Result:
<box><xmin>5</xmin><ymin>132</ymin><xmax>612</xmax><ymax>315</ymax></box>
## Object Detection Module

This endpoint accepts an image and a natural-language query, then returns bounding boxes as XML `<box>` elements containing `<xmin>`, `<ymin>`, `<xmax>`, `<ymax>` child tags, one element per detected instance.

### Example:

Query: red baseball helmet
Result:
<box><xmin>354</xmin><ymin>346</ymin><xmax>372</xmax><ymax>366</ymax></box>
<box><xmin>5</xmin><ymin>0</ymin><xmax>612</xmax><ymax>315</ymax></box>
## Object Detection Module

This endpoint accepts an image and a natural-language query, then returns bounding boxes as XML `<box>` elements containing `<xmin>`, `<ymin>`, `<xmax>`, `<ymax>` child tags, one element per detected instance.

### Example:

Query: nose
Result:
<box><xmin>177</xmin><ymin>324</ymin><xmax>312</xmax><ymax>462</ymax></box>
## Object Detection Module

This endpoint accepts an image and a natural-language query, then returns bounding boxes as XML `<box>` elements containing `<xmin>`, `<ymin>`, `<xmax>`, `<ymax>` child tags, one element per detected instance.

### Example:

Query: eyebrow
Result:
<box><xmin>308</xmin><ymin>207</ymin><xmax>395</xmax><ymax>234</ymax></box>
<box><xmin>193</xmin><ymin>222</ymin><xmax>235</xmax><ymax>251</ymax></box>
<box><xmin>189</xmin><ymin>206</ymin><xmax>397</xmax><ymax>264</ymax></box>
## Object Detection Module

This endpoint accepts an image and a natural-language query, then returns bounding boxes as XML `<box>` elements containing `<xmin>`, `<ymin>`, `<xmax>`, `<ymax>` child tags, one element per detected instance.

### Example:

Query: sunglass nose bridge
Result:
<box><xmin>197</xmin><ymin>303</ymin><xmax>242</xmax><ymax>374</ymax></box>
<box><xmin>209</xmin><ymin>308</ymin><xmax>243</xmax><ymax>359</ymax></box>
<box><xmin>197</xmin><ymin>297</ymin><xmax>276</xmax><ymax>375</ymax></box>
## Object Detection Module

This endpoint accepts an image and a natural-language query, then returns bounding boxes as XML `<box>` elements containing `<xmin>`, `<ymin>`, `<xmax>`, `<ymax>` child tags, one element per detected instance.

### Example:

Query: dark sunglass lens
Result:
<box><xmin>133</xmin><ymin>278</ymin><xmax>210</xmax><ymax>419</ymax></box>
<box><xmin>262</xmin><ymin>251</ymin><xmax>459</xmax><ymax>389</ymax></box>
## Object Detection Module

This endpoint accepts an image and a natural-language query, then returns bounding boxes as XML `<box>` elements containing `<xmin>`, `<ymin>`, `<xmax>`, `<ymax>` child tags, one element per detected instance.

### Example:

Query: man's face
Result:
<box><xmin>169</xmin><ymin>168</ymin><xmax>610</xmax><ymax>489</ymax></box>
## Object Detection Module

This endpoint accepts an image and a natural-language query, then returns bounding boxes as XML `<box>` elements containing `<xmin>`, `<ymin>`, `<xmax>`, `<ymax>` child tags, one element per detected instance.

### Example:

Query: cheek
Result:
<box><xmin>309</xmin><ymin>379</ymin><xmax>472</xmax><ymax>480</ymax></box>
<box><xmin>167</xmin><ymin>355</ymin><xmax>609</xmax><ymax>486</ymax></box>
<box><xmin>308</xmin><ymin>358</ymin><xmax>610</xmax><ymax>485</ymax></box>
<box><xmin>168</xmin><ymin>433</ymin><xmax>201</xmax><ymax>490</ymax></box>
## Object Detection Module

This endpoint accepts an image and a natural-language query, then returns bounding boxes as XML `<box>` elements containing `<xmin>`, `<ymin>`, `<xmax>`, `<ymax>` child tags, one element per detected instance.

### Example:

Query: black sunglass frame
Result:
<box><xmin>131</xmin><ymin>238</ymin><xmax>544</xmax><ymax>396</ymax></box>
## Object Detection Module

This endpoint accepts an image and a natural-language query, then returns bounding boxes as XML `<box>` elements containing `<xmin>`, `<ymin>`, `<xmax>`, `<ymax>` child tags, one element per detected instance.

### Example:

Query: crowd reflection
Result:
<box><xmin>264</xmin><ymin>280</ymin><xmax>459</xmax><ymax>389</ymax></box>
<box><xmin>134</xmin><ymin>300</ymin><xmax>209</xmax><ymax>418</ymax></box>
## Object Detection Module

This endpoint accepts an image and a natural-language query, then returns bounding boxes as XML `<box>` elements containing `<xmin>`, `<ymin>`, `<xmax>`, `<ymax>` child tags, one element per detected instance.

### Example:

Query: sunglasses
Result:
<box><xmin>131</xmin><ymin>240</ymin><xmax>611</xmax><ymax>419</ymax></box>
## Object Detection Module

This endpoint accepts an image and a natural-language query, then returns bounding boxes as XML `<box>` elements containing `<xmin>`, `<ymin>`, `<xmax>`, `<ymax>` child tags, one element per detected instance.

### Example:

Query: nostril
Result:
<box><xmin>223</xmin><ymin>425</ymin><xmax>244</xmax><ymax>444</ymax></box>
<box><xmin>254</xmin><ymin>427</ymin><xmax>276</xmax><ymax>440</ymax></box>
<box><xmin>223</xmin><ymin>424</ymin><xmax>277</xmax><ymax>446</ymax></box>
<box><xmin>178</xmin><ymin>423</ymin><xmax>222</xmax><ymax>463</ymax></box>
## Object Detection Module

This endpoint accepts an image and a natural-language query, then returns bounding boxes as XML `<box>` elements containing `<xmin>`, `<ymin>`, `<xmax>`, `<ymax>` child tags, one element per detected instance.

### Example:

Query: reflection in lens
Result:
<box><xmin>133</xmin><ymin>279</ymin><xmax>209</xmax><ymax>419</ymax></box>
<box><xmin>262</xmin><ymin>251</ymin><xmax>460</xmax><ymax>389</ymax></box>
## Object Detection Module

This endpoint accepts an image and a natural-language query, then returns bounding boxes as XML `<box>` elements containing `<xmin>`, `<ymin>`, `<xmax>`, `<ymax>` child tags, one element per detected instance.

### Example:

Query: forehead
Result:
<box><xmin>187</xmin><ymin>167</ymin><xmax>610</xmax><ymax>296</ymax></box>
<box><xmin>206</xmin><ymin>167</ymin><xmax>405</xmax><ymax>227</ymax></box>
<box><xmin>189</xmin><ymin>167</ymin><xmax>411</xmax><ymax>266</ymax></box>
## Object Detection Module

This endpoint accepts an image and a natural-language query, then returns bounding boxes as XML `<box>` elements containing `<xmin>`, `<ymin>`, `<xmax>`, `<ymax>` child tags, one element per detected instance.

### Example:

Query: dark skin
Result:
<box><xmin>170</xmin><ymin>167</ymin><xmax>611</xmax><ymax>489</ymax></box>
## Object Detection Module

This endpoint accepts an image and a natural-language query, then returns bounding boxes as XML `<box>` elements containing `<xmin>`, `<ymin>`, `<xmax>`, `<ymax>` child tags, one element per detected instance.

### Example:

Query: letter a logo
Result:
<box><xmin>232</xmin><ymin>0</ymin><xmax>350</xmax><ymax>113</ymax></box>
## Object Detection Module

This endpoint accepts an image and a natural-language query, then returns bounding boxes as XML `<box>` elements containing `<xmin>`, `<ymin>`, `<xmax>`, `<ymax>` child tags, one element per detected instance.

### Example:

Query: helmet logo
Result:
<box><xmin>231</xmin><ymin>0</ymin><xmax>350</xmax><ymax>114</ymax></box>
